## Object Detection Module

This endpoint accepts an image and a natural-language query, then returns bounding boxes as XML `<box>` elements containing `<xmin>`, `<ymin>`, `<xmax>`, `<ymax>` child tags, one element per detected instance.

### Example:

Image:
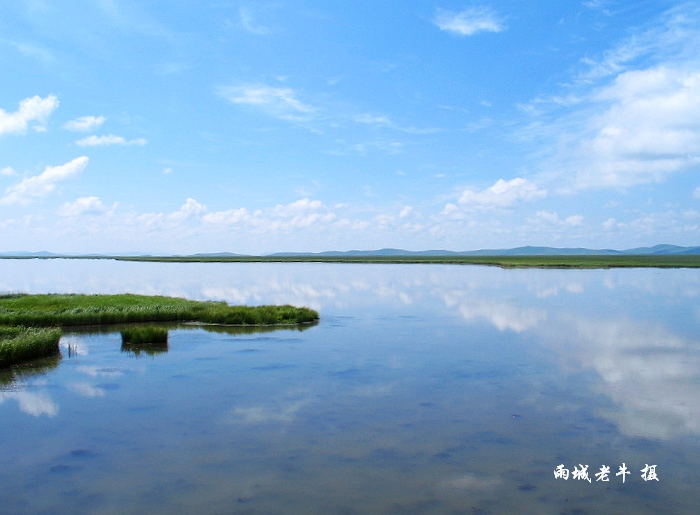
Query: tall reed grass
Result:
<box><xmin>0</xmin><ymin>326</ymin><xmax>61</xmax><ymax>368</ymax></box>
<box><xmin>121</xmin><ymin>326</ymin><xmax>169</xmax><ymax>344</ymax></box>
<box><xmin>0</xmin><ymin>294</ymin><xmax>319</xmax><ymax>327</ymax></box>
<box><xmin>0</xmin><ymin>294</ymin><xmax>318</xmax><ymax>367</ymax></box>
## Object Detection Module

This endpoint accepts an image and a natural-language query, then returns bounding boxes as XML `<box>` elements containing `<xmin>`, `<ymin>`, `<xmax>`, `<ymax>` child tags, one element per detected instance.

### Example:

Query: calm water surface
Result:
<box><xmin>1</xmin><ymin>260</ymin><xmax>699</xmax><ymax>514</ymax></box>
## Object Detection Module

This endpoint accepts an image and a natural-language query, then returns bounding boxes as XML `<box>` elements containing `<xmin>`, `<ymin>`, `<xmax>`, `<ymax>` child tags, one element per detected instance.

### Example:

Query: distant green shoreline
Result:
<box><xmin>3</xmin><ymin>254</ymin><xmax>697</xmax><ymax>268</ymax></box>
<box><xmin>108</xmin><ymin>254</ymin><xmax>700</xmax><ymax>268</ymax></box>
<box><xmin>0</xmin><ymin>294</ymin><xmax>319</xmax><ymax>368</ymax></box>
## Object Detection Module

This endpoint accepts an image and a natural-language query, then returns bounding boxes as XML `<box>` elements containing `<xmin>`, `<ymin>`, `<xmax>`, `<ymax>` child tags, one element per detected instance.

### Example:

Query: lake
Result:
<box><xmin>1</xmin><ymin>259</ymin><xmax>699</xmax><ymax>514</ymax></box>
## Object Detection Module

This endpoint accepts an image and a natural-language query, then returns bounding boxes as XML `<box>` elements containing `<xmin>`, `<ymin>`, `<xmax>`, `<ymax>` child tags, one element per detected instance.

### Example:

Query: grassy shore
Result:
<box><xmin>110</xmin><ymin>254</ymin><xmax>700</xmax><ymax>268</ymax></box>
<box><xmin>0</xmin><ymin>326</ymin><xmax>62</xmax><ymax>368</ymax></box>
<box><xmin>0</xmin><ymin>294</ymin><xmax>319</xmax><ymax>367</ymax></box>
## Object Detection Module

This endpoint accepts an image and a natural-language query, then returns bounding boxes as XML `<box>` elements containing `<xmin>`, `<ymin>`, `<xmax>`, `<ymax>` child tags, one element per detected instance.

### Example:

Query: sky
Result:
<box><xmin>1</xmin><ymin>0</ymin><xmax>700</xmax><ymax>254</ymax></box>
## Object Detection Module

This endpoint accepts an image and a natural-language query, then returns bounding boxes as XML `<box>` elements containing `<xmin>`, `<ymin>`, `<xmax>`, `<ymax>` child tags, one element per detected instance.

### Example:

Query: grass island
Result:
<box><xmin>0</xmin><ymin>293</ymin><xmax>319</xmax><ymax>368</ymax></box>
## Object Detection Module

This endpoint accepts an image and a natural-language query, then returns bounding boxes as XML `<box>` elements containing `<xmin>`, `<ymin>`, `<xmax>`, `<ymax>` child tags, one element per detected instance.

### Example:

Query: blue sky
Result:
<box><xmin>1</xmin><ymin>0</ymin><xmax>699</xmax><ymax>254</ymax></box>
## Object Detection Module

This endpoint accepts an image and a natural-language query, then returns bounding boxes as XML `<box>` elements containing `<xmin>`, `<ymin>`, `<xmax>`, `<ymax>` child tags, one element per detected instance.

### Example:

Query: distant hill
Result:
<box><xmin>3</xmin><ymin>244</ymin><xmax>700</xmax><ymax>258</ymax></box>
<box><xmin>0</xmin><ymin>251</ymin><xmax>60</xmax><ymax>257</ymax></box>
<box><xmin>190</xmin><ymin>252</ymin><xmax>246</xmax><ymax>258</ymax></box>
<box><xmin>269</xmin><ymin>244</ymin><xmax>700</xmax><ymax>257</ymax></box>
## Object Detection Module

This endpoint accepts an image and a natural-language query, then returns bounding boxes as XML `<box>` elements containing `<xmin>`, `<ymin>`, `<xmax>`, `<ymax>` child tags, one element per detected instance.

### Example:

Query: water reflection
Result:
<box><xmin>552</xmin><ymin>315</ymin><xmax>700</xmax><ymax>439</ymax></box>
<box><xmin>0</xmin><ymin>355</ymin><xmax>61</xmax><ymax>389</ymax></box>
<box><xmin>121</xmin><ymin>342</ymin><xmax>169</xmax><ymax>356</ymax></box>
<box><xmin>0</xmin><ymin>355</ymin><xmax>62</xmax><ymax>417</ymax></box>
<box><xmin>1</xmin><ymin>260</ymin><xmax>699</xmax><ymax>512</ymax></box>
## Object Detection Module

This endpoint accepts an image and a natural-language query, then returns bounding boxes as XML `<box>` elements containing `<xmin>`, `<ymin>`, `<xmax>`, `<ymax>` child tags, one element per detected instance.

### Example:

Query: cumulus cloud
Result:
<box><xmin>218</xmin><ymin>85</ymin><xmax>316</xmax><ymax>121</ymax></box>
<box><xmin>200</xmin><ymin>198</ymin><xmax>335</xmax><ymax>232</ymax></box>
<box><xmin>63</xmin><ymin>115</ymin><xmax>105</xmax><ymax>132</ymax></box>
<box><xmin>169</xmin><ymin>198</ymin><xmax>207</xmax><ymax>221</ymax></box>
<box><xmin>58</xmin><ymin>196</ymin><xmax>107</xmax><ymax>217</ymax></box>
<box><xmin>1</xmin><ymin>156</ymin><xmax>88</xmax><ymax>206</ymax></box>
<box><xmin>433</xmin><ymin>7</ymin><xmax>505</xmax><ymax>36</ymax></box>
<box><xmin>75</xmin><ymin>134</ymin><xmax>147</xmax><ymax>146</ymax></box>
<box><xmin>573</xmin><ymin>67</ymin><xmax>700</xmax><ymax>188</ymax></box>
<box><xmin>457</xmin><ymin>178</ymin><xmax>547</xmax><ymax>208</ymax></box>
<box><xmin>0</xmin><ymin>166</ymin><xmax>17</xmax><ymax>176</ymax></box>
<box><xmin>202</xmin><ymin>207</ymin><xmax>250</xmax><ymax>225</ymax></box>
<box><xmin>0</xmin><ymin>94</ymin><xmax>58</xmax><ymax>135</ymax></box>
<box><xmin>525</xmin><ymin>6</ymin><xmax>700</xmax><ymax>191</ymax></box>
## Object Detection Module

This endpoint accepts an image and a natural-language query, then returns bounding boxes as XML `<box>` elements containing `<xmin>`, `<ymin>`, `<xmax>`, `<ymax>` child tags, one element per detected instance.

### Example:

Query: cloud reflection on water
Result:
<box><xmin>2</xmin><ymin>260</ymin><xmax>700</xmax><ymax>440</ymax></box>
<box><xmin>0</xmin><ymin>390</ymin><xmax>58</xmax><ymax>417</ymax></box>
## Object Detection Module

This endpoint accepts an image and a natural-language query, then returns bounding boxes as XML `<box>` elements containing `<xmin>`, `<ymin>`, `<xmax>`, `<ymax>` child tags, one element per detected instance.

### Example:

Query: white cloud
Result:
<box><xmin>354</xmin><ymin>112</ymin><xmax>439</xmax><ymax>134</ymax></box>
<box><xmin>75</xmin><ymin>134</ymin><xmax>147</xmax><ymax>146</ymax></box>
<box><xmin>202</xmin><ymin>207</ymin><xmax>250</xmax><ymax>225</ymax></box>
<box><xmin>572</xmin><ymin>67</ymin><xmax>700</xmax><ymax>189</ymax></box>
<box><xmin>217</xmin><ymin>85</ymin><xmax>317</xmax><ymax>121</ymax></box>
<box><xmin>239</xmin><ymin>7</ymin><xmax>270</xmax><ymax>35</ymax></box>
<box><xmin>603</xmin><ymin>217</ymin><xmax>618</xmax><ymax>230</ymax></box>
<box><xmin>0</xmin><ymin>166</ymin><xmax>17</xmax><ymax>176</ymax></box>
<box><xmin>433</xmin><ymin>7</ymin><xmax>505</xmax><ymax>36</ymax></box>
<box><xmin>0</xmin><ymin>94</ymin><xmax>58</xmax><ymax>135</ymax></box>
<box><xmin>526</xmin><ymin>6</ymin><xmax>700</xmax><ymax>192</ymax></box>
<box><xmin>63</xmin><ymin>115</ymin><xmax>105</xmax><ymax>132</ymax></box>
<box><xmin>273</xmin><ymin>198</ymin><xmax>323</xmax><ymax>216</ymax></box>
<box><xmin>457</xmin><ymin>178</ymin><xmax>547</xmax><ymax>208</ymax></box>
<box><xmin>1</xmin><ymin>156</ymin><xmax>88</xmax><ymax>206</ymax></box>
<box><xmin>59</xmin><ymin>196</ymin><xmax>107</xmax><ymax>217</ymax></box>
<box><xmin>169</xmin><ymin>198</ymin><xmax>207</xmax><ymax>221</ymax></box>
<box><xmin>531</xmin><ymin>211</ymin><xmax>583</xmax><ymax>227</ymax></box>
<box><xmin>201</xmin><ymin>198</ymin><xmax>335</xmax><ymax>232</ymax></box>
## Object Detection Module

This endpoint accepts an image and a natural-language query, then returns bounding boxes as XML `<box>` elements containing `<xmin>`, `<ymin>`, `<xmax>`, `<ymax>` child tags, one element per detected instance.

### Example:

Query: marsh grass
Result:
<box><xmin>0</xmin><ymin>294</ymin><xmax>319</xmax><ymax>327</ymax></box>
<box><xmin>121</xmin><ymin>326</ymin><xmax>169</xmax><ymax>356</ymax></box>
<box><xmin>0</xmin><ymin>326</ymin><xmax>61</xmax><ymax>368</ymax></box>
<box><xmin>0</xmin><ymin>294</ymin><xmax>318</xmax><ymax>367</ymax></box>
<box><xmin>121</xmin><ymin>326</ymin><xmax>168</xmax><ymax>344</ymax></box>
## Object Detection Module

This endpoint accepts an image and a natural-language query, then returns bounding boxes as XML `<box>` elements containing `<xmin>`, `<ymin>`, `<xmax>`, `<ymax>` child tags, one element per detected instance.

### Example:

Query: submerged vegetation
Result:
<box><xmin>0</xmin><ymin>294</ymin><xmax>319</xmax><ymax>367</ymax></box>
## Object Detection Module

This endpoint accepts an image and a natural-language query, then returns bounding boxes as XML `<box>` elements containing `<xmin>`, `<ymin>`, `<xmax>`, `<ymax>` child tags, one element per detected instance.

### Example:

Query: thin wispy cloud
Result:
<box><xmin>64</xmin><ymin>115</ymin><xmax>105</xmax><ymax>132</ymax></box>
<box><xmin>354</xmin><ymin>113</ymin><xmax>439</xmax><ymax>134</ymax></box>
<box><xmin>76</xmin><ymin>134</ymin><xmax>147</xmax><ymax>146</ymax></box>
<box><xmin>433</xmin><ymin>7</ymin><xmax>505</xmax><ymax>36</ymax></box>
<box><xmin>1</xmin><ymin>156</ymin><xmax>88</xmax><ymax>206</ymax></box>
<box><xmin>239</xmin><ymin>7</ymin><xmax>271</xmax><ymax>35</ymax></box>
<box><xmin>0</xmin><ymin>94</ymin><xmax>58</xmax><ymax>135</ymax></box>
<box><xmin>218</xmin><ymin>85</ymin><xmax>317</xmax><ymax>121</ymax></box>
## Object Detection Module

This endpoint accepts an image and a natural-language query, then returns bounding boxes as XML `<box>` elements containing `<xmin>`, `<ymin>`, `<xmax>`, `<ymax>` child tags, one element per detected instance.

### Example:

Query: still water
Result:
<box><xmin>1</xmin><ymin>259</ymin><xmax>699</xmax><ymax>514</ymax></box>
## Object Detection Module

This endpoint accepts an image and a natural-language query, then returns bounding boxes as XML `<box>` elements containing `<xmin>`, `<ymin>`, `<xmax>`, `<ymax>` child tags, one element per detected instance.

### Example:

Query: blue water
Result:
<box><xmin>0</xmin><ymin>260</ymin><xmax>699</xmax><ymax>514</ymax></box>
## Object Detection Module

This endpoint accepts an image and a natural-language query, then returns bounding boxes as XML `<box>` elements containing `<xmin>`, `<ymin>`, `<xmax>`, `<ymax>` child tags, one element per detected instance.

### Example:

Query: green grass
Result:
<box><xmin>121</xmin><ymin>326</ymin><xmax>169</xmax><ymax>344</ymax></box>
<box><xmin>110</xmin><ymin>254</ymin><xmax>700</xmax><ymax>268</ymax></box>
<box><xmin>0</xmin><ymin>293</ymin><xmax>319</xmax><ymax>367</ymax></box>
<box><xmin>121</xmin><ymin>326</ymin><xmax>169</xmax><ymax>357</ymax></box>
<box><xmin>0</xmin><ymin>326</ymin><xmax>61</xmax><ymax>368</ymax></box>
<box><xmin>0</xmin><ymin>293</ymin><xmax>319</xmax><ymax>328</ymax></box>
